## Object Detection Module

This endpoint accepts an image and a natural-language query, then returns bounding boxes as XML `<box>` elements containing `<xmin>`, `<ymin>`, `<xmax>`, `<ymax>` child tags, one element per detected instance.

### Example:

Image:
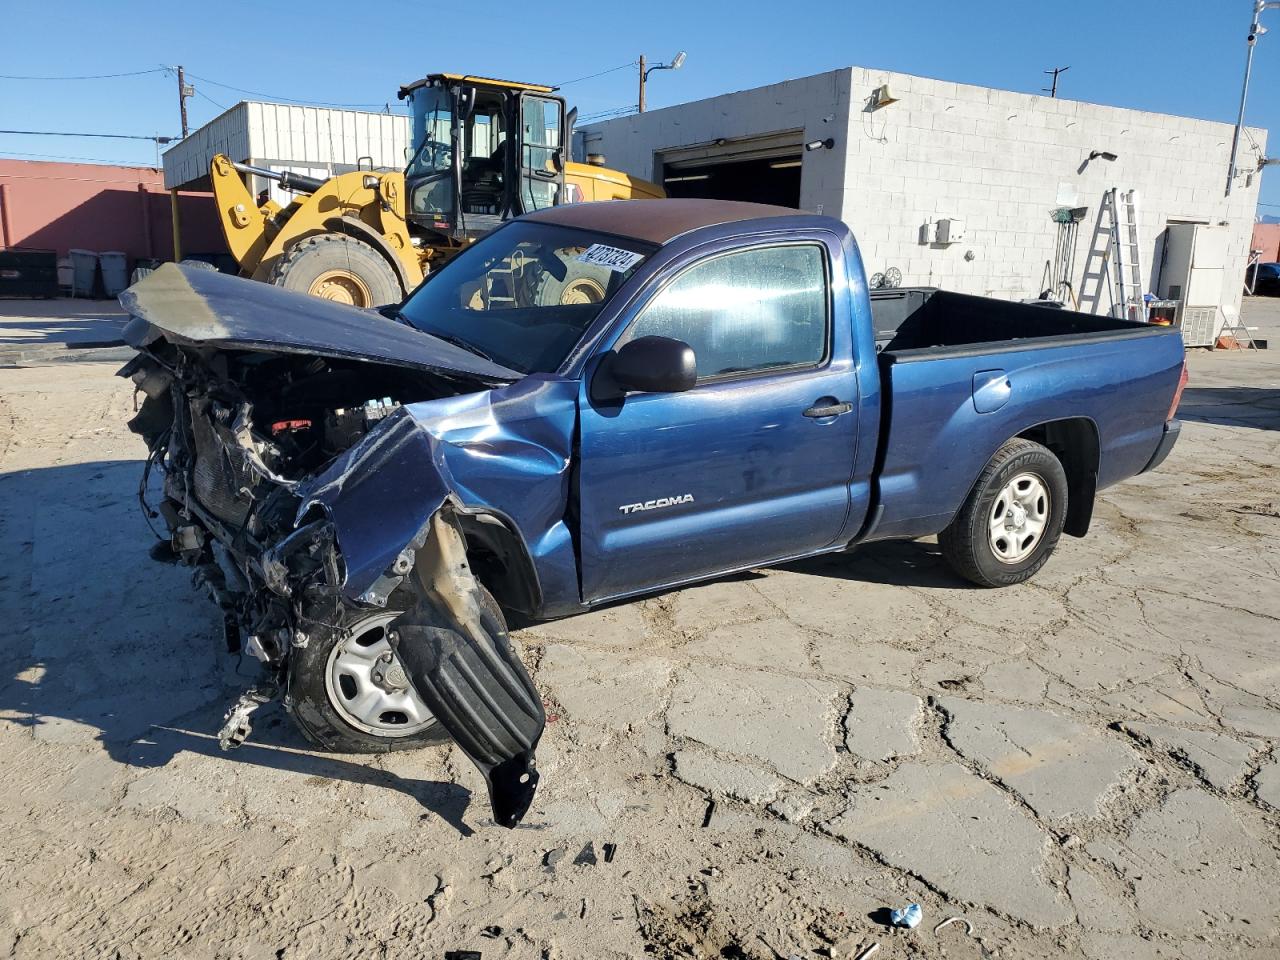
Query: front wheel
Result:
<box><xmin>938</xmin><ymin>438</ymin><xmax>1068</xmax><ymax>587</ymax></box>
<box><xmin>270</xmin><ymin>233</ymin><xmax>403</xmax><ymax>308</ymax></box>
<box><xmin>285</xmin><ymin>585</ymin><xmax>508</xmax><ymax>753</ymax></box>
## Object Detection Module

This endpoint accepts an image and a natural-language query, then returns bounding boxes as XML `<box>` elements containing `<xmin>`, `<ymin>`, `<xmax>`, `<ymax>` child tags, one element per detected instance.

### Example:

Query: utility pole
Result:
<box><xmin>638</xmin><ymin>51</ymin><xmax>686</xmax><ymax>114</ymax></box>
<box><xmin>1226</xmin><ymin>1</ymin><xmax>1280</xmax><ymax>196</ymax></box>
<box><xmin>1043</xmin><ymin>65</ymin><xmax>1069</xmax><ymax>97</ymax></box>
<box><xmin>176</xmin><ymin>65</ymin><xmax>192</xmax><ymax>138</ymax></box>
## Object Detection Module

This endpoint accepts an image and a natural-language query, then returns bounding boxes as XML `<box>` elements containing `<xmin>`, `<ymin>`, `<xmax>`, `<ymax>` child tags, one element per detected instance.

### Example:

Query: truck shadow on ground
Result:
<box><xmin>781</xmin><ymin>537</ymin><xmax>962</xmax><ymax>589</ymax></box>
<box><xmin>1177</xmin><ymin>385</ymin><xmax>1280</xmax><ymax>430</ymax></box>
<box><xmin>0</xmin><ymin>459</ymin><xmax>478</xmax><ymax>838</ymax></box>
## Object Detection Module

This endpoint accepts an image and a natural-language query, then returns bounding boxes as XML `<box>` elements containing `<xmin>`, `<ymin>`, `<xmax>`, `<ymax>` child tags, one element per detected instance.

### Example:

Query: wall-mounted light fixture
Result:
<box><xmin>805</xmin><ymin>138</ymin><xmax>835</xmax><ymax>152</ymax></box>
<box><xmin>1088</xmin><ymin>150</ymin><xmax>1119</xmax><ymax>162</ymax></box>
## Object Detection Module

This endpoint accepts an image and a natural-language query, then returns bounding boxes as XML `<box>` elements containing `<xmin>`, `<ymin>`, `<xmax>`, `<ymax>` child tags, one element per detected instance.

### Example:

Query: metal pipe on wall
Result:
<box><xmin>169</xmin><ymin>188</ymin><xmax>182</xmax><ymax>261</ymax></box>
<box><xmin>0</xmin><ymin>183</ymin><xmax>12</xmax><ymax>249</ymax></box>
<box><xmin>138</xmin><ymin>183</ymin><xmax>153</xmax><ymax>259</ymax></box>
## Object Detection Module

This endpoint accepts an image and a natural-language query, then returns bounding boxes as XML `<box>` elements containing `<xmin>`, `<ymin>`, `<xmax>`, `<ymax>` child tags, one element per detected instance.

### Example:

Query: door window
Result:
<box><xmin>520</xmin><ymin>96</ymin><xmax>562</xmax><ymax>211</ymax></box>
<box><xmin>620</xmin><ymin>244</ymin><xmax>829</xmax><ymax>381</ymax></box>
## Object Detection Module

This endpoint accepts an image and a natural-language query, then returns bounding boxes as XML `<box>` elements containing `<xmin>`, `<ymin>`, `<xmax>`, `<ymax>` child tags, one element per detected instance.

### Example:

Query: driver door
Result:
<box><xmin>517</xmin><ymin>94</ymin><xmax>565</xmax><ymax>213</ymax></box>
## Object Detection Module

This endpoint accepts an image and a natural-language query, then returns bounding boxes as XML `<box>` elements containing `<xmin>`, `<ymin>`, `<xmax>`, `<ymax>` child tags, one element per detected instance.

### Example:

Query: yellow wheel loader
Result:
<box><xmin>210</xmin><ymin>74</ymin><xmax>664</xmax><ymax>307</ymax></box>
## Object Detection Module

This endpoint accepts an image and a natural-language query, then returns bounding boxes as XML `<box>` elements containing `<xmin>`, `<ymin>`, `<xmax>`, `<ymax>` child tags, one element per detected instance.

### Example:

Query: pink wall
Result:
<box><xmin>1251</xmin><ymin>223</ymin><xmax>1280</xmax><ymax>263</ymax></box>
<box><xmin>0</xmin><ymin>159</ymin><xmax>228</xmax><ymax>262</ymax></box>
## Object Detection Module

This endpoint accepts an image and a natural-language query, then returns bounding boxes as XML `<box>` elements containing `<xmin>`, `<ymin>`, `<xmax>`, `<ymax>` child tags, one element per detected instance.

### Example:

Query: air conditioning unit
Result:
<box><xmin>936</xmin><ymin>218</ymin><xmax>965</xmax><ymax>244</ymax></box>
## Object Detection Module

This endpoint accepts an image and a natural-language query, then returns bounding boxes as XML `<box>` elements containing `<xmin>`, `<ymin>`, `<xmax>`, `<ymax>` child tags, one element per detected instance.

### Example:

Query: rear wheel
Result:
<box><xmin>286</xmin><ymin>585</ymin><xmax>508</xmax><ymax>753</ymax></box>
<box><xmin>938</xmin><ymin>438</ymin><xmax>1068</xmax><ymax>587</ymax></box>
<box><xmin>270</xmin><ymin>233</ymin><xmax>402</xmax><ymax>307</ymax></box>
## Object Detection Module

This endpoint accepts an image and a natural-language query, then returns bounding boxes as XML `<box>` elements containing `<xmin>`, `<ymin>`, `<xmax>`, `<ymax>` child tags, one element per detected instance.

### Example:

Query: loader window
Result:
<box><xmin>520</xmin><ymin>96</ymin><xmax>562</xmax><ymax>212</ymax></box>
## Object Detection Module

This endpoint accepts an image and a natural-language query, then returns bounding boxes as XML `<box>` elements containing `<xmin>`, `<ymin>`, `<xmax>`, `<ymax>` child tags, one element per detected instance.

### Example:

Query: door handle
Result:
<box><xmin>803</xmin><ymin>400</ymin><xmax>853</xmax><ymax>419</ymax></box>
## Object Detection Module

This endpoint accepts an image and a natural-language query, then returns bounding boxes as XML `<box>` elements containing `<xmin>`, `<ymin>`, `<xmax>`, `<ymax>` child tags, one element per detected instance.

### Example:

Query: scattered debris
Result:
<box><xmin>936</xmin><ymin>677</ymin><xmax>972</xmax><ymax>691</ymax></box>
<box><xmin>852</xmin><ymin>944</ymin><xmax>880</xmax><ymax>960</ymax></box>
<box><xmin>443</xmin><ymin>952</ymin><xmax>481</xmax><ymax>960</ymax></box>
<box><xmin>933</xmin><ymin>916</ymin><xmax>974</xmax><ymax>936</ymax></box>
<box><xmin>572</xmin><ymin>842</ymin><xmax>598</xmax><ymax>866</ymax></box>
<box><xmin>889</xmin><ymin>903</ymin><xmax>922</xmax><ymax>929</ymax></box>
<box><xmin>216</xmin><ymin>684</ymin><xmax>275</xmax><ymax>750</ymax></box>
<box><xmin>701</xmin><ymin>799</ymin><xmax>717</xmax><ymax>828</ymax></box>
<box><xmin>602</xmin><ymin>842</ymin><xmax>618</xmax><ymax>863</ymax></box>
<box><xmin>480</xmin><ymin>926</ymin><xmax>502</xmax><ymax>939</ymax></box>
<box><xmin>543</xmin><ymin>848</ymin><xmax>565</xmax><ymax>871</ymax></box>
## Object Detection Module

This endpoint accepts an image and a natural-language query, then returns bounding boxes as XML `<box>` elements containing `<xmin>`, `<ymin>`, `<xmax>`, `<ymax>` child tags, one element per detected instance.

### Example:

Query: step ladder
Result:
<box><xmin>1078</xmin><ymin>188</ymin><xmax>1146</xmax><ymax>321</ymax></box>
<box><xmin>1217</xmin><ymin>304</ymin><xmax>1258</xmax><ymax>350</ymax></box>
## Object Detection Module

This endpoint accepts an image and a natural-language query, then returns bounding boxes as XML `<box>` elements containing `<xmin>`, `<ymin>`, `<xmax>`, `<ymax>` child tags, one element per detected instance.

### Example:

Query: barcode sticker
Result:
<box><xmin>577</xmin><ymin>244</ymin><xmax>644</xmax><ymax>272</ymax></box>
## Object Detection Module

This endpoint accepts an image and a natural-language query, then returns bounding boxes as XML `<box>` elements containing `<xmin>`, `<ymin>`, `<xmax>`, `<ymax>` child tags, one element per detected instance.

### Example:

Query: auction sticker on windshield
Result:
<box><xmin>577</xmin><ymin>244</ymin><xmax>645</xmax><ymax>272</ymax></box>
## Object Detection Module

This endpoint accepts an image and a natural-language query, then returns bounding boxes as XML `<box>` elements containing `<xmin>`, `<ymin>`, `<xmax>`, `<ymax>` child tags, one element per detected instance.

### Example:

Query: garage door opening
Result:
<box><xmin>662</xmin><ymin>154</ymin><xmax>802</xmax><ymax>208</ymax></box>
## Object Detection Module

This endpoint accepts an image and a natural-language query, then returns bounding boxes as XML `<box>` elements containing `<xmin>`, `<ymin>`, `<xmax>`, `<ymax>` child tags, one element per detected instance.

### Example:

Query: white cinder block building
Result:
<box><xmin>582</xmin><ymin>66</ymin><xmax>1266</xmax><ymax>341</ymax></box>
<box><xmin>162</xmin><ymin>101</ymin><xmax>409</xmax><ymax>207</ymax></box>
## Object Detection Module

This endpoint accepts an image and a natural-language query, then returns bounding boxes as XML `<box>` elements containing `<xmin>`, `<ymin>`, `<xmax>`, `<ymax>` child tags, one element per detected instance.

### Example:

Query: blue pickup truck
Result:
<box><xmin>119</xmin><ymin>199</ymin><xmax>1186</xmax><ymax>826</ymax></box>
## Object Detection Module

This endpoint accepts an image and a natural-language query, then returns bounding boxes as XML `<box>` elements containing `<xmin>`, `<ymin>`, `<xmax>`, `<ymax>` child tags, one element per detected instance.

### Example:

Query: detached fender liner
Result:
<box><xmin>389</xmin><ymin>508</ymin><xmax>545</xmax><ymax>828</ymax></box>
<box><xmin>391</xmin><ymin>610</ymin><xmax>544</xmax><ymax>828</ymax></box>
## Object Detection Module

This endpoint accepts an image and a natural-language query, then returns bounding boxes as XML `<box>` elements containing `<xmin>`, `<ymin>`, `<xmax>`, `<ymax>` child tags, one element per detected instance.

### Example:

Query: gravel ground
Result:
<box><xmin>1</xmin><ymin>299</ymin><xmax>1278</xmax><ymax>959</ymax></box>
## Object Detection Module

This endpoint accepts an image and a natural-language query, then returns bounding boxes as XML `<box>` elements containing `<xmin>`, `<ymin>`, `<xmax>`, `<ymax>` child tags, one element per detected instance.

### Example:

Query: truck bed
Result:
<box><xmin>863</xmin><ymin>286</ymin><xmax>1185</xmax><ymax>543</ymax></box>
<box><xmin>870</xmin><ymin>287</ymin><xmax>1169</xmax><ymax>360</ymax></box>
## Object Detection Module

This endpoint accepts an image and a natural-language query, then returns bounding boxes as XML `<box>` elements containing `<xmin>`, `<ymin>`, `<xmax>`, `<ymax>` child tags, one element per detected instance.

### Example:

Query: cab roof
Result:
<box><xmin>398</xmin><ymin>73</ymin><xmax>556</xmax><ymax>99</ymax></box>
<box><xmin>521</xmin><ymin>198</ymin><xmax>814</xmax><ymax>246</ymax></box>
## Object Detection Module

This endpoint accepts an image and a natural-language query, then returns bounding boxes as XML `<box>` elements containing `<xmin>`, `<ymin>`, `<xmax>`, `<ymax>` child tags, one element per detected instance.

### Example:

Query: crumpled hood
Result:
<box><xmin>119</xmin><ymin>262</ymin><xmax>518</xmax><ymax>382</ymax></box>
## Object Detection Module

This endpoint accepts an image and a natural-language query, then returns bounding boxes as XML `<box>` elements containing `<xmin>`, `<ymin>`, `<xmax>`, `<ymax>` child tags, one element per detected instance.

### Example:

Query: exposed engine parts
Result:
<box><xmin>119</xmin><ymin>317</ymin><xmax>544</xmax><ymax>827</ymax></box>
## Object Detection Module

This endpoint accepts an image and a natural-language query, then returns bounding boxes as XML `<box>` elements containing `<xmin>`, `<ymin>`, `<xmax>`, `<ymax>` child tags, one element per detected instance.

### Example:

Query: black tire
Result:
<box><xmin>534</xmin><ymin>259</ymin><xmax>609</xmax><ymax>306</ymax></box>
<box><xmin>286</xmin><ymin>585</ymin><xmax>508</xmax><ymax>753</ymax></box>
<box><xmin>938</xmin><ymin>438</ymin><xmax>1068</xmax><ymax>588</ymax></box>
<box><xmin>269</xmin><ymin>233</ymin><xmax>402</xmax><ymax>307</ymax></box>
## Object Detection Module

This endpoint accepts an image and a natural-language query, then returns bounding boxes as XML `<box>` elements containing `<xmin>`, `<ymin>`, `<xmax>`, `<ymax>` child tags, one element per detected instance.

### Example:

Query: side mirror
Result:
<box><xmin>606</xmin><ymin>336</ymin><xmax>697</xmax><ymax>394</ymax></box>
<box><xmin>551</xmin><ymin>148</ymin><xmax>565</xmax><ymax>173</ymax></box>
<box><xmin>363</xmin><ymin>174</ymin><xmax>380</xmax><ymax>190</ymax></box>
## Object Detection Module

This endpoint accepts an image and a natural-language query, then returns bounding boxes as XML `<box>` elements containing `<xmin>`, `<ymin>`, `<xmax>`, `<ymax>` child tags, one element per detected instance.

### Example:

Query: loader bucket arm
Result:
<box><xmin>210</xmin><ymin>154</ymin><xmax>275</xmax><ymax>275</ymax></box>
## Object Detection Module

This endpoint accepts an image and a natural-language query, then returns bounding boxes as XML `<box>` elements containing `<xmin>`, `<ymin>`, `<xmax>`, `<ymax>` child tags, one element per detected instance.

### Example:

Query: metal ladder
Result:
<box><xmin>1217</xmin><ymin>304</ymin><xmax>1258</xmax><ymax>350</ymax></box>
<box><xmin>1078</xmin><ymin>188</ymin><xmax>1146</xmax><ymax>320</ymax></box>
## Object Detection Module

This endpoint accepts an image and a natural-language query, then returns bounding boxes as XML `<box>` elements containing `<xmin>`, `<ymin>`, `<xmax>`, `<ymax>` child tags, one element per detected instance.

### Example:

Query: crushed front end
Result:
<box><xmin>117</xmin><ymin>263</ymin><xmax>546</xmax><ymax>827</ymax></box>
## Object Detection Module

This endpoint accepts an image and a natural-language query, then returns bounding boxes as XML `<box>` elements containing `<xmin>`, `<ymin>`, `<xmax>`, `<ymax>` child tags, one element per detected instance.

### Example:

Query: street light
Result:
<box><xmin>638</xmin><ymin>51</ymin><xmax>687</xmax><ymax>113</ymax></box>
<box><xmin>1227</xmin><ymin>0</ymin><xmax>1280</xmax><ymax>196</ymax></box>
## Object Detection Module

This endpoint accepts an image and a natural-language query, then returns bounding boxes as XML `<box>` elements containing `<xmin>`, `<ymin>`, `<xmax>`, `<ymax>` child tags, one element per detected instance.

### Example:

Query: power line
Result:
<box><xmin>553</xmin><ymin>61</ymin><xmax>637</xmax><ymax>88</ymax></box>
<box><xmin>185</xmin><ymin>71</ymin><xmax>385</xmax><ymax>109</ymax></box>
<box><xmin>0</xmin><ymin>66</ymin><xmax>166</xmax><ymax>81</ymax></box>
<box><xmin>0</xmin><ymin>129</ymin><xmax>177</xmax><ymax>143</ymax></box>
<box><xmin>0</xmin><ymin>148</ymin><xmax>156</xmax><ymax>164</ymax></box>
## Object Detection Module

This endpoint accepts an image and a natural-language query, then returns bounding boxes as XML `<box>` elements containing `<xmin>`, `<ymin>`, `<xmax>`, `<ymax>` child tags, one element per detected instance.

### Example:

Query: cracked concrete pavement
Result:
<box><xmin>1</xmin><ymin>298</ymin><xmax>1278</xmax><ymax>958</ymax></box>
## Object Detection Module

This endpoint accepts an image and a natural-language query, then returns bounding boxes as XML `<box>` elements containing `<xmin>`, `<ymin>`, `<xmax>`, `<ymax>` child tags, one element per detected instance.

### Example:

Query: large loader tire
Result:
<box><xmin>270</xmin><ymin>233</ymin><xmax>402</xmax><ymax>307</ymax></box>
<box><xmin>535</xmin><ymin>260</ymin><xmax>608</xmax><ymax>306</ymax></box>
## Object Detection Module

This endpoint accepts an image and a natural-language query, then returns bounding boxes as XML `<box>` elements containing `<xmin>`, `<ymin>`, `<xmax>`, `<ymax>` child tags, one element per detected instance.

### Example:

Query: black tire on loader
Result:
<box><xmin>269</xmin><ymin>233</ymin><xmax>402</xmax><ymax>307</ymax></box>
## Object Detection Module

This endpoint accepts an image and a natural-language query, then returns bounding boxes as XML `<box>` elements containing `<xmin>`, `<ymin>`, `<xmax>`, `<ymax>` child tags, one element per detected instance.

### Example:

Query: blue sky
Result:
<box><xmin>3</xmin><ymin>0</ymin><xmax>1279</xmax><ymax>212</ymax></box>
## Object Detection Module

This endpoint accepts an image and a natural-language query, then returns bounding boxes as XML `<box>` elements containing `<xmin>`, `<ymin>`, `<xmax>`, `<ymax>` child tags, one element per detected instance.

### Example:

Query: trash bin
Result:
<box><xmin>100</xmin><ymin>251</ymin><xmax>129</xmax><ymax>297</ymax></box>
<box><xmin>69</xmin><ymin>249</ymin><xmax>100</xmax><ymax>298</ymax></box>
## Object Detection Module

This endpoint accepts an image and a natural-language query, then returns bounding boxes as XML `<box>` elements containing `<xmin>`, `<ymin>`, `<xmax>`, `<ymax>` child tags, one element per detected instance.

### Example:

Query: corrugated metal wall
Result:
<box><xmin>163</xmin><ymin>101</ymin><xmax>409</xmax><ymax>190</ymax></box>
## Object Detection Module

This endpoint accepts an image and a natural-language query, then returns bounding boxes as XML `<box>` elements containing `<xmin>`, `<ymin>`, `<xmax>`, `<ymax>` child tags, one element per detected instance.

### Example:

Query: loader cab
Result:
<box><xmin>400</xmin><ymin>74</ymin><xmax>567</xmax><ymax>244</ymax></box>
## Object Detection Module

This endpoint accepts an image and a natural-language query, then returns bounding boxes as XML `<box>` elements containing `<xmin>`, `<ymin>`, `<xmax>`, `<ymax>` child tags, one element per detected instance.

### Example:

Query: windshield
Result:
<box><xmin>406</xmin><ymin>86</ymin><xmax>454</xmax><ymax>178</ymax></box>
<box><xmin>398</xmin><ymin>221</ymin><xmax>654</xmax><ymax>374</ymax></box>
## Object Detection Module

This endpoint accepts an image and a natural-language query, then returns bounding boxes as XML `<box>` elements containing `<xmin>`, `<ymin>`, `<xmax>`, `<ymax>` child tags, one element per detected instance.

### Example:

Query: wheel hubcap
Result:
<box><xmin>988</xmin><ymin>472</ymin><xmax>1050</xmax><ymax>564</ymax></box>
<box><xmin>324</xmin><ymin>612</ymin><xmax>434</xmax><ymax>737</ymax></box>
<box><xmin>308</xmin><ymin>269</ymin><xmax>372</xmax><ymax>306</ymax></box>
